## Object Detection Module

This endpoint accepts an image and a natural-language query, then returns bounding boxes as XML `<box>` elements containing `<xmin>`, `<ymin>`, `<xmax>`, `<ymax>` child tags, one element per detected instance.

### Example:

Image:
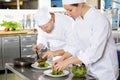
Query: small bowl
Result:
<box><xmin>70</xmin><ymin>65</ymin><xmax>87</xmax><ymax>77</ymax></box>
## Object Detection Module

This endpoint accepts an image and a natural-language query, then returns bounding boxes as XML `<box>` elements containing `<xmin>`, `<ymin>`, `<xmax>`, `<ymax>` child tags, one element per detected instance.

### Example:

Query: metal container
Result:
<box><xmin>13</xmin><ymin>57</ymin><xmax>35</xmax><ymax>67</ymax></box>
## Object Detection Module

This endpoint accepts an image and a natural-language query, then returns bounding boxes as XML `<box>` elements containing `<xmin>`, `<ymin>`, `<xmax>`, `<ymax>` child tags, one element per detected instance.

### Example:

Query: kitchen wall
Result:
<box><xmin>0</xmin><ymin>3</ymin><xmax>66</xmax><ymax>30</ymax></box>
<box><xmin>0</xmin><ymin>0</ymin><xmax>118</xmax><ymax>30</ymax></box>
<box><xmin>0</xmin><ymin>10</ymin><xmax>37</xmax><ymax>30</ymax></box>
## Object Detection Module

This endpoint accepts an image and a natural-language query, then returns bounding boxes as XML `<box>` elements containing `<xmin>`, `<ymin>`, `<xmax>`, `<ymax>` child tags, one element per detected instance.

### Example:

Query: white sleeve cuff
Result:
<box><xmin>77</xmin><ymin>51</ymin><xmax>91</xmax><ymax>66</ymax></box>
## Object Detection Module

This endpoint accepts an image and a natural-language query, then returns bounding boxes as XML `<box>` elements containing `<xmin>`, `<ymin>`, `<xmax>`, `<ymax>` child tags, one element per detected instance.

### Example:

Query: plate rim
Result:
<box><xmin>31</xmin><ymin>61</ymin><xmax>51</xmax><ymax>69</ymax></box>
<box><xmin>43</xmin><ymin>69</ymin><xmax>69</xmax><ymax>77</ymax></box>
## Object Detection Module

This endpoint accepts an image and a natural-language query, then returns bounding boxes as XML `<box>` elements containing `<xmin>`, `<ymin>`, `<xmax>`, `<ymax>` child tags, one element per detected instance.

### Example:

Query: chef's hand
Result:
<box><xmin>52</xmin><ymin>58</ymin><xmax>66</xmax><ymax>71</ymax></box>
<box><xmin>32</xmin><ymin>43</ymin><xmax>44</xmax><ymax>53</ymax></box>
<box><xmin>42</xmin><ymin>50</ymin><xmax>55</xmax><ymax>59</ymax></box>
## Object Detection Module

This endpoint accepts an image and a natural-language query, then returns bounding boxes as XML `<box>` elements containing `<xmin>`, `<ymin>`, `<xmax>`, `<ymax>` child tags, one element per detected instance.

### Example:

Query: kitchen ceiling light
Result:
<box><xmin>5</xmin><ymin>0</ymin><xmax>11</xmax><ymax>2</ymax></box>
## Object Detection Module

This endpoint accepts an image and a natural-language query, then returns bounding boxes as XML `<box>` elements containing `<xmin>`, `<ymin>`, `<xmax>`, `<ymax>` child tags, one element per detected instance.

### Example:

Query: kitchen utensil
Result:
<box><xmin>13</xmin><ymin>57</ymin><xmax>35</xmax><ymax>67</ymax></box>
<box><xmin>36</xmin><ymin>51</ymin><xmax>39</xmax><ymax>60</ymax></box>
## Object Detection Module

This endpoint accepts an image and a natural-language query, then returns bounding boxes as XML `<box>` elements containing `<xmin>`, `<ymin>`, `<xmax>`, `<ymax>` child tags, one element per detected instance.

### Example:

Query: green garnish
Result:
<box><xmin>70</xmin><ymin>65</ymin><xmax>87</xmax><ymax>77</ymax></box>
<box><xmin>51</xmin><ymin>70</ymin><xmax>64</xmax><ymax>75</ymax></box>
<box><xmin>37</xmin><ymin>61</ymin><xmax>49</xmax><ymax>67</ymax></box>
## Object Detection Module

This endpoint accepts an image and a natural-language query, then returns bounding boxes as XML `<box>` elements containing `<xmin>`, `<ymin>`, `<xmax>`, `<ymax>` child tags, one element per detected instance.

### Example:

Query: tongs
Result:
<box><xmin>36</xmin><ymin>51</ymin><xmax>39</xmax><ymax>60</ymax></box>
<box><xmin>36</xmin><ymin>48</ymin><xmax>47</xmax><ymax>60</ymax></box>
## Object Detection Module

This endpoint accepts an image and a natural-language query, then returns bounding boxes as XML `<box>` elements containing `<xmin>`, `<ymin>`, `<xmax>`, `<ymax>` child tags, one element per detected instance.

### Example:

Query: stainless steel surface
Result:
<box><xmin>5</xmin><ymin>63</ymin><xmax>30</xmax><ymax>80</ymax></box>
<box><xmin>2</xmin><ymin>35</ymin><xmax>20</xmax><ymax>70</ymax></box>
<box><xmin>5</xmin><ymin>63</ymin><xmax>96</xmax><ymax>80</ymax></box>
<box><xmin>0</xmin><ymin>34</ymin><xmax>37</xmax><ymax>70</ymax></box>
<box><xmin>20</xmin><ymin>34</ymin><xmax>37</xmax><ymax>46</ymax></box>
<box><xmin>20</xmin><ymin>34</ymin><xmax>37</xmax><ymax>57</ymax></box>
<box><xmin>0</xmin><ymin>37</ymin><xmax>3</xmax><ymax>70</ymax></box>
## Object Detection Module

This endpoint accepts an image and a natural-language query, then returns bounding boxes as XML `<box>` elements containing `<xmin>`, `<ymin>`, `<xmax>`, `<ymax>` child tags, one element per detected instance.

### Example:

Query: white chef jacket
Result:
<box><xmin>64</xmin><ymin>7</ymin><xmax>119</xmax><ymax>80</ymax></box>
<box><xmin>37</xmin><ymin>13</ymin><xmax>73</xmax><ymax>60</ymax></box>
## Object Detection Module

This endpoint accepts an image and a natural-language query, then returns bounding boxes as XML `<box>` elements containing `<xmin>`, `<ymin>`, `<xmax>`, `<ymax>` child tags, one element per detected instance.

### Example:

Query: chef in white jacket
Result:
<box><xmin>53</xmin><ymin>0</ymin><xmax>119</xmax><ymax>80</ymax></box>
<box><xmin>32</xmin><ymin>7</ymin><xmax>73</xmax><ymax>60</ymax></box>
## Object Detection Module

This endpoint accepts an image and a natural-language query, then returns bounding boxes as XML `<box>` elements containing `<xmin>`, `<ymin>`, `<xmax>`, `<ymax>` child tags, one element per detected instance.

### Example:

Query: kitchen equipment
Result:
<box><xmin>20</xmin><ymin>34</ymin><xmax>37</xmax><ymax>57</ymax></box>
<box><xmin>36</xmin><ymin>47</ymin><xmax>47</xmax><ymax>59</ymax></box>
<box><xmin>36</xmin><ymin>51</ymin><xmax>39</xmax><ymax>60</ymax></box>
<box><xmin>2</xmin><ymin>35</ymin><xmax>20</xmax><ymax>70</ymax></box>
<box><xmin>13</xmin><ymin>57</ymin><xmax>35</xmax><ymax>67</ymax></box>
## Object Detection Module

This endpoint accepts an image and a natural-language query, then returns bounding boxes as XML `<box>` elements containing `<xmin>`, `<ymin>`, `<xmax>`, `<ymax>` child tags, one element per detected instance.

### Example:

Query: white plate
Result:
<box><xmin>31</xmin><ymin>62</ymin><xmax>51</xmax><ymax>69</ymax></box>
<box><xmin>43</xmin><ymin>69</ymin><xmax>69</xmax><ymax>77</ymax></box>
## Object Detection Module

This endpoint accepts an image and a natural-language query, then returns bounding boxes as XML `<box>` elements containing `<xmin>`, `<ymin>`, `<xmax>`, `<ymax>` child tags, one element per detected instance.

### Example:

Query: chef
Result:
<box><xmin>32</xmin><ymin>7</ymin><xmax>73</xmax><ymax>60</ymax></box>
<box><xmin>52</xmin><ymin>0</ymin><xmax>119</xmax><ymax>80</ymax></box>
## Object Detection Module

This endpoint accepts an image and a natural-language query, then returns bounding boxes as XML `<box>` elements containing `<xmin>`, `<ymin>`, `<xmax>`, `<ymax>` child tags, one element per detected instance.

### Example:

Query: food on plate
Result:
<box><xmin>37</xmin><ymin>57</ymin><xmax>47</xmax><ymax>63</ymax></box>
<box><xmin>37</xmin><ymin>61</ymin><xmax>49</xmax><ymax>67</ymax></box>
<box><xmin>70</xmin><ymin>64</ymin><xmax>87</xmax><ymax>77</ymax></box>
<box><xmin>37</xmin><ymin>57</ymin><xmax>49</xmax><ymax>67</ymax></box>
<box><xmin>51</xmin><ymin>70</ymin><xmax>64</xmax><ymax>75</ymax></box>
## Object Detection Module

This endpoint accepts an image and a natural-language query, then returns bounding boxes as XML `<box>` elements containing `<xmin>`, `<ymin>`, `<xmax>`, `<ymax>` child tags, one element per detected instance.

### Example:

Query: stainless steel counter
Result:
<box><xmin>5</xmin><ymin>63</ymin><xmax>96</xmax><ymax>80</ymax></box>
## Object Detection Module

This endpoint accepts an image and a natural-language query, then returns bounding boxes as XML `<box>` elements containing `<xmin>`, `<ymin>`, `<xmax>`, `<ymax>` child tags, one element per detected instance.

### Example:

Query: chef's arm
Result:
<box><xmin>45</xmin><ymin>50</ymin><xmax>72</xmax><ymax>60</ymax></box>
<box><xmin>63</xmin><ymin>56</ymin><xmax>83</xmax><ymax>65</ymax></box>
<box><xmin>52</xmin><ymin>49</ymin><xmax>65</xmax><ymax>56</ymax></box>
<box><xmin>59</xmin><ymin>51</ymin><xmax>72</xmax><ymax>60</ymax></box>
<box><xmin>42</xmin><ymin>49</ymin><xmax>65</xmax><ymax>58</ymax></box>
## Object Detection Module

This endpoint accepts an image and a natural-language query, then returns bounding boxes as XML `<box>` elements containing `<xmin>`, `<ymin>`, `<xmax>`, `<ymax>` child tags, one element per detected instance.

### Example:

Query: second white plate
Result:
<box><xmin>43</xmin><ymin>69</ymin><xmax>69</xmax><ymax>77</ymax></box>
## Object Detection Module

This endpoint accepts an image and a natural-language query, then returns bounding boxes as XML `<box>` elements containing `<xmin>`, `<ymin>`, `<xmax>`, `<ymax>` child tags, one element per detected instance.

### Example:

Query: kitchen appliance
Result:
<box><xmin>13</xmin><ymin>57</ymin><xmax>35</xmax><ymax>67</ymax></box>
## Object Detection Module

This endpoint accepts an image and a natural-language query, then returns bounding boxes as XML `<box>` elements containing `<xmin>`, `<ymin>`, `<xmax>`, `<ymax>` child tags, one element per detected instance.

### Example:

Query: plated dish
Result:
<box><xmin>43</xmin><ymin>69</ymin><xmax>69</xmax><ymax>77</ymax></box>
<box><xmin>31</xmin><ymin>62</ymin><xmax>51</xmax><ymax>69</ymax></box>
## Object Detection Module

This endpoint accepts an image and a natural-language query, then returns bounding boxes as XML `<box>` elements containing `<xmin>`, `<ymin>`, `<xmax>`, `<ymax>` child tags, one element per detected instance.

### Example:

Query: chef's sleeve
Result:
<box><xmin>37</xmin><ymin>28</ymin><xmax>47</xmax><ymax>46</ymax></box>
<box><xmin>63</xmin><ymin>29</ymin><xmax>80</xmax><ymax>56</ymax></box>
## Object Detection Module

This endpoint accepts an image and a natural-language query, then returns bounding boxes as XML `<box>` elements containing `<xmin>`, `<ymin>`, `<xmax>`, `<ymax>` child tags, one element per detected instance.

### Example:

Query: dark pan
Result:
<box><xmin>13</xmin><ymin>57</ymin><xmax>35</xmax><ymax>67</ymax></box>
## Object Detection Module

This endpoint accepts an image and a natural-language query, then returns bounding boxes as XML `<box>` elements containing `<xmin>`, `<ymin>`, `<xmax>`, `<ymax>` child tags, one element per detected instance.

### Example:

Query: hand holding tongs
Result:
<box><xmin>35</xmin><ymin>42</ymin><xmax>50</xmax><ymax>60</ymax></box>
